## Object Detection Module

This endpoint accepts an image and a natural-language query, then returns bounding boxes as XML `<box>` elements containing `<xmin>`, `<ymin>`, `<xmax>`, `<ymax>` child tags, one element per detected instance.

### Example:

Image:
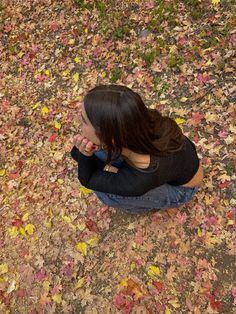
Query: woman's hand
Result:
<box><xmin>73</xmin><ymin>135</ymin><xmax>99</xmax><ymax>156</ymax></box>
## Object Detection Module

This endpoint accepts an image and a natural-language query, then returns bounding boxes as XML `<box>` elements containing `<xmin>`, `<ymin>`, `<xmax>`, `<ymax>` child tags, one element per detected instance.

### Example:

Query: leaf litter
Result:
<box><xmin>0</xmin><ymin>0</ymin><xmax>235</xmax><ymax>313</ymax></box>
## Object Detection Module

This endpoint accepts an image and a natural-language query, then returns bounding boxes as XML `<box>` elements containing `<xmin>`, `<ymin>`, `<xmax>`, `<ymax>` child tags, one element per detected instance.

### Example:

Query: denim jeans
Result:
<box><xmin>93</xmin><ymin>149</ymin><xmax>198</xmax><ymax>214</ymax></box>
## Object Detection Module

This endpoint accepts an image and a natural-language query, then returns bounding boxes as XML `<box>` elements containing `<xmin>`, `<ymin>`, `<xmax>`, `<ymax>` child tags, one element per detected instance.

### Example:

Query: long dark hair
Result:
<box><xmin>84</xmin><ymin>84</ymin><xmax>185</xmax><ymax>163</ymax></box>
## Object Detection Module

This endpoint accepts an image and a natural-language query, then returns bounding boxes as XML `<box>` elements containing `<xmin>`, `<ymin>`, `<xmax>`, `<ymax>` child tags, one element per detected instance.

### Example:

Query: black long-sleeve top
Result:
<box><xmin>70</xmin><ymin>136</ymin><xmax>200</xmax><ymax>197</ymax></box>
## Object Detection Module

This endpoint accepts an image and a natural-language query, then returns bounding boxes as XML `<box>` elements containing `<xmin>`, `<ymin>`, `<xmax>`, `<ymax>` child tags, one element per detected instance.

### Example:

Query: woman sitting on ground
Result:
<box><xmin>71</xmin><ymin>84</ymin><xmax>203</xmax><ymax>214</ymax></box>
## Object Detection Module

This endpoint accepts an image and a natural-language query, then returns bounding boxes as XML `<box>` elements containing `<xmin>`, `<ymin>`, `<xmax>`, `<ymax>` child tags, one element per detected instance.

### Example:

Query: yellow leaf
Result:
<box><xmin>44</xmin><ymin>69</ymin><xmax>50</xmax><ymax>76</ymax></box>
<box><xmin>22</xmin><ymin>212</ymin><xmax>29</xmax><ymax>222</ymax></box>
<box><xmin>169</xmin><ymin>45</ymin><xmax>177</xmax><ymax>54</ymax></box>
<box><xmin>31</xmin><ymin>103</ymin><xmax>39</xmax><ymax>110</ymax></box>
<box><xmin>86</xmin><ymin>235</ymin><xmax>99</xmax><ymax>247</ymax></box>
<box><xmin>41</xmin><ymin>106</ymin><xmax>49</xmax><ymax>115</ymax></box>
<box><xmin>180</xmin><ymin>97</ymin><xmax>188</xmax><ymax>103</ymax></box>
<box><xmin>19</xmin><ymin>227</ymin><xmax>26</xmax><ymax>237</ymax></box>
<box><xmin>76</xmin><ymin>242</ymin><xmax>87</xmax><ymax>256</ymax></box>
<box><xmin>76</xmin><ymin>277</ymin><xmax>84</xmax><ymax>289</ymax></box>
<box><xmin>44</xmin><ymin>220</ymin><xmax>52</xmax><ymax>228</ymax></box>
<box><xmin>25</xmin><ymin>223</ymin><xmax>36</xmax><ymax>235</ymax></box>
<box><xmin>127</xmin><ymin>223</ymin><xmax>135</xmax><ymax>230</ymax></box>
<box><xmin>73</xmin><ymin>73</ymin><xmax>79</xmax><ymax>82</ymax></box>
<box><xmin>92</xmin><ymin>36</ymin><xmax>98</xmax><ymax>46</ymax></box>
<box><xmin>168</xmin><ymin>298</ymin><xmax>180</xmax><ymax>308</ymax></box>
<box><xmin>0</xmin><ymin>169</ymin><xmax>6</xmax><ymax>177</ymax></box>
<box><xmin>0</xmin><ymin>264</ymin><xmax>8</xmax><ymax>275</ymax></box>
<box><xmin>165</xmin><ymin>307</ymin><xmax>171</xmax><ymax>314</ymax></box>
<box><xmin>62</xmin><ymin>69</ymin><xmax>69</xmax><ymax>77</ymax></box>
<box><xmin>77</xmin><ymin>223</ymin><xmax>86</xmax><ymax>231</ymax></box>
<box><xmin>204</xmin><ymin>232</ymin><xmax>219</xmax><ymax>248</ymax></box>
<box><xmin>175</xmin><ymin>117</ymin><xmax>185</xmax><ymax>125</ymax></box>
<box><xmin>57</xmin><ymin>178</ymin><xmax>64</xmax><ymax>184</ymax></box>
<box><xmin>54</xmin><ymin>120</ymin><xmax>61</xmax><ymax>129</ymax></box>
<box><xmin>197</xmin><ymin>227</ymin><xmax>203</xmax><ymax>237</ymax></box>
<box><xmin>69</xmin><ymin>39</ymin><xmax>75</xmax><ymax>45</ymax></box>
<box><xmin>52</xmin><ymin>293</ymin><xmax>62</xmax><ymax>303</ymax></box>
<box><xmin>62</xmin><ymin>215</ymin><xmax>71</xmax><ymax>223</ymax></box>
<box><xmin>79</xmin><ymin>186</ymin><xmax>92</xmax><ymax>194</ymax></box>
<box><xmin>8</xmin><ymin>226</ymin><xmax>19</xmax><ymax>239</ymax></box>
<box><xmin>69</xmin><ymin>223</ymin><xmax>77</xmax><ymax>231</ymax></box>
<box><xmin>84</xmin><ymin>28</ymin><xmax>88</xmax><ymax>33</ymax></box>
<box><xmin>205</xmin><ymin>59</ymin><xmax>212</xmax><ymax>66</ymax></box>
<box><xmin>74</xmin><ymin>56</ymin><xmax>81</xmax><ymax>63</ymax></box>
<box><xmin>101</xmin><ymin>71</ymin><xmax>106</xmax><ymax>78</ymax></box>
<box><xmin>211</xmin><ymin>0</ymin><xmax>220</xmax><ymax>5</ymax></box>
<box><xmin>147</xmin><ymin>265</ymin><xmax>160</xmax><ymax>279</ymax></box>
<box><xmin>228</xmin><ymin>220</ymin><xmax>234</xmax><ymax>225</ymax></box>
<box><xmin>18</xmin><ymin>51</ymin><xmax>24</xmax><ymax>58</ymax></box>
<box><xmin>119</xmin><ymin>278</ymin><xmax>128</xmax><ymax>288</ymax></box>
<box><xmin>130</xmin><ymin>262</ymin><xmax>136</xmax><ymax>271</ymax></box>
<box><xmin>43</xmin><ymin>280</ymin><xmax>50</xmax><ymax>293</ymax></box>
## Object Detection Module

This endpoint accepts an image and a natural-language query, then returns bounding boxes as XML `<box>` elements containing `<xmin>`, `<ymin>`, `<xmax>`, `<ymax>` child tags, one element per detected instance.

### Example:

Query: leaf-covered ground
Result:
<box><xmin>0</xmin><ymin>0</ymin><xmax>235</xmax><ymax>313</ymax></box>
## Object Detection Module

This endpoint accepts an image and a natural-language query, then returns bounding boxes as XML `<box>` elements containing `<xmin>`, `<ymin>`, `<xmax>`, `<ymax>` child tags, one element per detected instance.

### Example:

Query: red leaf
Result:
<box><xmin>114</xmin><ymin>293</ymin><xmax>125</xmax><ymax>308</ymax></box>
<box><xmin>124</xmin><ymin>301</ymin><xmax>135</xmax><ymax>314</ymax></box>
<box><xmin>227</xmin><ymin>210</ymin><xmax>235</xmax><ymax>219</ymax></box>
<box><xmin>35</xmin><ymin>269</ymin><xmax>47</xmax><ymax>282</ymax></box>
<box><xmin>197</xmin><ymin>73</ymin><xmax>209</xmax><ymax>84</ymax></box>
<box><xmin>51</xmin><ymin>285</ymin><xmax>62</xmax><ymax>295</ymax></box>
<box><xmin>4</xmin><ymin>24</ymin><xmax>12</xmax><ymax>33</ymax></box>
<box><xmin>218</xmin><ymin>181</ymin><xmax>230</xmax><ymax>189</ymax></box>
<box><xmin>205</xmin><ymin>216</ymin><xmax>217</xmax><ymax>226</ymax></box>
<box><xmin>29</xmin><ymin>45</ymin><xmax>38</xmax><ymax>60</ymax></box>
<box><xmin>192</xmin><ymin>112</ymin><xmax>204</xmax><ymax>124</ymax></box>
<box><xmin>21</xmin><ymin>54</ymin><xmax>30</xmax><ymax>65</ymax></box>
<box><xmin>16</xmin><ymin>288</ymin><xmax>28</xmax><ymax>297</ymax></box>
<box><xmin>218</xmin><ymin>129</ymin><xmax>228</xmax><ymax>138</ymax></box>
<box><xmin>178</xmin><ymin>75</ymin><xmax>187</xmax><ymax>86</ymax></box>
<box><xmin>93</xmin><ymin>47</ymin><xmax>102</xmax><ymax>58</ymax></box>
<box><xmin>178</xmin><ymin>36</ymin><xmax>187</xmax><ymax>46</ymax></box>
<box><xmin>48</xmin><ymin>133</ymin><xmax>57</xmax><ymax>142</ymax></box>
<box><xmin>36</xmin><ymin>74</ymin><xmax>46</xmax><ymax>82</ymax></box>
<box><xmin>153</xmin><ymin>281</ymin><xmax>164</xmax><ymax>291</ymax></box>
<box><xmin>209</xmin><ymin>295</ymin><xmax>222</xmax><ymax>310</ymax></box>
<box><xmin>8</xmin><ymin>171</ymin><xmax>20</xmax><ymax>180</ymax></box>
<box><xmin>135</xmin><ymin>230</ymin><xmax>143</xmax><ymax>245</ymax></box>
<box><xmin>50</xmin><ymin>22</ymin><xmax>60</xmax><ymax>32</ymax></box>
<box><xmin>12</xmin><ymin>218</ymin><xmax>23</xmax><ymax>228</ymax></box>
<box><xmin>20</xmin><ymin>247</ymin><xmax>30</xmax><ymax>258</ymax></box>
<box><xmin>85</xmin><ymin>219</ymin><xmax>98</xmax><ymax>232</ymax></box>
<box><xmin>176</xmin><ymin>212</ymin><xmax>187</xmax><ymax>224</ymax></box>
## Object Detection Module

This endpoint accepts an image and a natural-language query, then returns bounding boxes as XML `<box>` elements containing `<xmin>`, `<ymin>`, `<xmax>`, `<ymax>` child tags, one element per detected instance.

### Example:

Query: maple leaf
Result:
<box><xmin>76</xmin><ymin>242</ymin><xmax>87</xmax><ymax>256</ymax></box>
<box><xmin>147</xmin><ymin>265</ymin><xmax>160</xmax><ymax>279</ymax></box>
<box><xmin>0</xmin><ymin>263</ymin><xmax>8</xmax><ymax>275</ymax></box>
<box><xmin>48</xmin><ymin>133</ymin><xmax>57</xmax><ymax>142</ymax></box>
<box><xmin>0</xmin><ymin>169</ymin><xmax>6</xmax><ymax>176</ymax></box>
<box><xmin>25</xmin><ymin>223</ymin><xmax>36</xmax><ymax>235</ymax></box>
<box><xmin>197</xmin><ymin>73</ymin><xmax>209</xmax><ymax>84</ymax></box>
<box><xmin>35</xmin><ymin>269</ymin><xmax>47</xmax><ymax>282</ymax></box>
<box><xmin>211</xmin><ymin>0</ymin><xmax>220</xmax><ymax>5</ymax></box>
<box><xmin>40</xmin><ymin>294</ymin><xmax>51</xmax><ymax>306</ymax></box>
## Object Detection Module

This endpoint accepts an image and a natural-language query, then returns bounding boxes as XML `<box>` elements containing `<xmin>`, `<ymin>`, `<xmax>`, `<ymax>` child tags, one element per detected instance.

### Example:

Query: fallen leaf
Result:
<box><xmin>0</xmin><ymin>263</ymin><xmax>8</xmax><ymax>275</ymax></box>
<box><xmin>147</xmin><ymin>265</ymin><xmax>160</xmax><ymax>279</ymax></box>
<box><xmin>76</xmin><ymin>242</ymin><xmax>87</xmax><ymax>256</ymax></box>
<box><xmin>25</xmin><ymin>223</ymin><xmax>36</xmax><ymax>235</ymax></box>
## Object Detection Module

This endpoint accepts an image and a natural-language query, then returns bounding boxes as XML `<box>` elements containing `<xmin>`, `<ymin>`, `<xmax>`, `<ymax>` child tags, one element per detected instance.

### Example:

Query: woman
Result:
<box><xmin>71</xmin><ymin>84</ymin><xmax>203</xmax><ymax>214</ymax></box>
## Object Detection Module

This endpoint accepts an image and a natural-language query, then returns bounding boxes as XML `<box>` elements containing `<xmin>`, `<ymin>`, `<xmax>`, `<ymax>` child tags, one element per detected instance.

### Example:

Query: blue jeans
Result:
<box><xmin>93</xmin><ymin>150</ymin><xmax>198</xmax><ymax>214</ymax></box>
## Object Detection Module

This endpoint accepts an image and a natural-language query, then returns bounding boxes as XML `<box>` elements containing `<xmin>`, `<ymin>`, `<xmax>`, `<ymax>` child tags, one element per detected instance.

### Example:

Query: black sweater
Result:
<box><xmin>70</xmin><ymin>136</ymin><xmax>199</xmax><ymax>196</ymax></box>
